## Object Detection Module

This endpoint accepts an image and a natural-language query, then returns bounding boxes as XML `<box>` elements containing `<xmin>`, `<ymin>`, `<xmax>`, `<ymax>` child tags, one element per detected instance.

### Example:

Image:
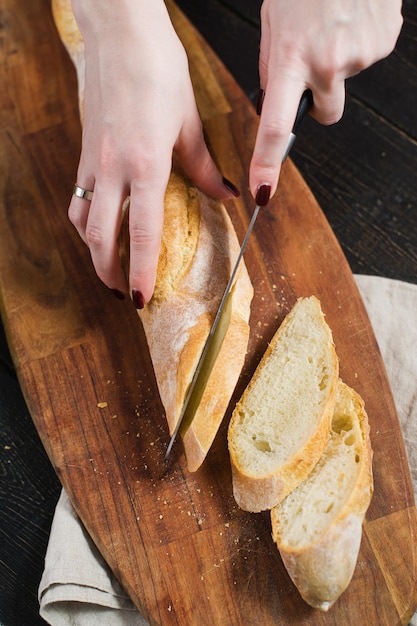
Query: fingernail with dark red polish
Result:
<box><xmin>255</xmin><ymin>183</ymin><xmax>271</xmax><ymax>207</ymax></box>
<box><xmin>110</xmin><ymin>288</ymin><xmax>126</xmax><ymax>300</ymax></box>
<box><xmin>222</xmin><ymin>177</ymin><xmax>240</xmax><ymax>198</ymax></box>
<box><xmin>256</xmin><ymin>88</ymin><xmax>265</xmax><ymax>116</ymax></box>
<box><xmin>132</xmin><ymin>289</ymin><xmax>145</xmax><ymax>310</ymax></box>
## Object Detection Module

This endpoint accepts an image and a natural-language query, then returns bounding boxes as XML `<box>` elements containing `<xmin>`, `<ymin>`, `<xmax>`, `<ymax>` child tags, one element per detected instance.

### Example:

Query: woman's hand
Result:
<box><xmin>69</xmin><ymin>0</ymin><xmax>238</xmax><ymax>307</ymax></box>
<box><xmin>250</xmin><ymin>0</ymin><xmax>403</xmax><ymax>203</ymax></box>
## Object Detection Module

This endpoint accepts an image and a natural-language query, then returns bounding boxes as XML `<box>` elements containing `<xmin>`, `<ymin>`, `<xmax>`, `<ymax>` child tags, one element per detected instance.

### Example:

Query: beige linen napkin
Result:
<box><xmin>39</xmin><ymin>274</ymin><xmax>417</xmax><ymax>625</ymax></box>
<box><xmin>38</xmin><ymin>488</ymin><xmax>147</xmax><ymax>626</ymax></box>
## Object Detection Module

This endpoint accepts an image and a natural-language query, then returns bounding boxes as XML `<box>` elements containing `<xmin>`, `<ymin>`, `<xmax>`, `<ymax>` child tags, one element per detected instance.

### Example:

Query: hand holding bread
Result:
<box><xmin>53</xmin><ymin>0</ymin><xmax>253</xmax><ymax>471</ymax></box>
<box><xmin>53</xmin><ymin>0</ymin><xmax>239</xmax><ymax>306</ymax></box>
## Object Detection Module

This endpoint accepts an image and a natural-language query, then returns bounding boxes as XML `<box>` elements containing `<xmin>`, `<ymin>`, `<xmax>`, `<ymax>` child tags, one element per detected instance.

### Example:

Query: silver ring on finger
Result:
<box><xmin>73</xmin><ymin>183</ymin><xmax>94</xmax><ymax>202</ymax></box>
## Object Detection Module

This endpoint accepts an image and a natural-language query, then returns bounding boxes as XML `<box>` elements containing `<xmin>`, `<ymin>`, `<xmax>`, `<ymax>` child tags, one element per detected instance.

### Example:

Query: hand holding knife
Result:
<box><xmin>163</xmin><ymin>89</ymin><xmax>313</xmax><ymax>464</ymax></box>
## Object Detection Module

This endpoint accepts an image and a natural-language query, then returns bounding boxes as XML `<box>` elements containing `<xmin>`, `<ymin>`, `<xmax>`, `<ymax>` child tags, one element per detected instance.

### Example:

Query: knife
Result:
<box><xmin>163</xmin><ymin>89</ymin><xmax>313</xmax><ymax>463</ymax></box>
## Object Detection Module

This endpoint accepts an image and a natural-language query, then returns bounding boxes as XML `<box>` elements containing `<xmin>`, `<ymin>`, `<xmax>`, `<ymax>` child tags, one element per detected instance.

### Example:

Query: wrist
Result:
<box><xmin>71</xmin><ymin>0</ymin><xmax>171</xmax><ymax>40</ymax></box>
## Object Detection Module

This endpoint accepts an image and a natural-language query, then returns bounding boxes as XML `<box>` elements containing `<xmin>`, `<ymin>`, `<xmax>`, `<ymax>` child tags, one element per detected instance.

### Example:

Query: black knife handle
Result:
<box><xmin>282</xmin><ymin>89</ymin><xmax>313</xmax><ymax>162</ymax></box>
<box><xmin>293</xmin><ymin>89</ymin><xmax>314</xmax><ymax>133</ymax></box>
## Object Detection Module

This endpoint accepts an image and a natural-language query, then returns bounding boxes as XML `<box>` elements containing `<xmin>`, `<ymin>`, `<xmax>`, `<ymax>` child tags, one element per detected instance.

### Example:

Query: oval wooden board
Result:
<box><xmin>0</xmin><ymin>1</ymin><xmax>416</xmax><ymax>624</ymax></box>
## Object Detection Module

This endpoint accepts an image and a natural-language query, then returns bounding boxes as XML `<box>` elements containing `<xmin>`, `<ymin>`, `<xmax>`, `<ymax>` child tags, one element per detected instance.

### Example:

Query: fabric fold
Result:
<box><xmin>38</xmin><ymin>490</ymin><xmax>148</xmax><ymax>625</ymax></box>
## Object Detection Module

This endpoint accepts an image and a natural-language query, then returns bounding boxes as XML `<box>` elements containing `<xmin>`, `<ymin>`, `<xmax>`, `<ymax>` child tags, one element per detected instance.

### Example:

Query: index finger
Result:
<box><xmin>249</xmin><ymin>77</ymin><xmax>308</xmax><ymax>200</ymax></box>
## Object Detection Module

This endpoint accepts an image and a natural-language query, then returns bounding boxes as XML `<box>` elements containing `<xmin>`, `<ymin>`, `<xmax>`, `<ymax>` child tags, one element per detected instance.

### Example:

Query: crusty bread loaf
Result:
<box><xmin>119</xmin><ymin>171</ymin><xmax>253</xmax><ymax>471</ymax></box>
<box><xmin>271</xmin><ymin>381</ymin><xmax>373</xmax><ymax>611</ymax></box>
<box><xmin>228</xmin><ymin>296</ymin><xmax>339</xmax><ymax>511</ymax></box>
<box><xmin>52</xmin><ymin>0</ymin><xmax>254</xmax><ymax>471</ymax></box>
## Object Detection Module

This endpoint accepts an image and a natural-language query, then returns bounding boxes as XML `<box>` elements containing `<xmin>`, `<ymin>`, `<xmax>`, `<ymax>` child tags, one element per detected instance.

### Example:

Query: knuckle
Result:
<box><xmin>252</xmin><ymin>158</ymin><xmax>277</xmax><ymax>177</ymax></box>
<box><xmin>96</xmin><ymin>137</ymin><xmax>159</xmax><ymax>179</ymax></box>
<box><xmin>130</xmin><ymin>225</ymin><xmax>151</xmax><ymax>247</ymax></box>
<box><xmin>95</xmin><ymin>139</ymin><xmax>118</xmax><ymax>176</ymax></box>
<box><xmin>350</xmin><ymin>56</ymin><xmax>369</xmax><ymax>75</ymax></box>
<box><xmin>129</xmin><ymin>222</ymin><xmax>158</xmax><ymax>249</ymax></box>
<box><xmin>85</xmin><ymin>223</ymin><xmax>107</xmax><ymax>248</ymax></box>
<box><xmin>262</xmin><ymin>117</ymin><xmax>290</xmax><ymax>142</ymax></box>
<box><xmin>135</xmin><ymin>152</ymin><xmax>160</xmax><ymax>178</ymax></box>
<box><xmin>132</xmin><ymin>147</ymin><xmax>171</xmax><ymax>185</ymax></box>
<box><xmin>314</xmin><ymin>58</ymin><xmax>339</xmax><ymax>89</ymax></box>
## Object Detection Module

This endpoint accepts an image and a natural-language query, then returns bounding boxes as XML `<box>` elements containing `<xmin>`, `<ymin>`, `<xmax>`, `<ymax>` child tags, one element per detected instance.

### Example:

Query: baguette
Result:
<box><xmin>52</xmin><ymin>0</ymin><xmax>254</xmax><ymax>471</ymax></box>
<box><xmin>271</xmin><ymin>381</ymin><xmax>373</xmax><ymax>611</ymax></box>
<box><xmin>228</xmin><ymin>296</ymin><xmax>339</xmax><ymax>511</ymax></box>
<box><xmin>119</xmin><ymin>171</ymin><xmax>253</xmax><ymax>471</ymax></box>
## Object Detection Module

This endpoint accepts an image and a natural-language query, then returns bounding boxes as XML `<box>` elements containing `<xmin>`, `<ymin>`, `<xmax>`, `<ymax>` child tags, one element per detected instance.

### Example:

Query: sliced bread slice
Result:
<box><xmin>271</xmin><ymin>381</ymin><xmax>373</xmax><ymax>611</ymax></box>
<box><xmin>228</xmin><ymin>296</ymin><xmax>339</xmax><ymax>511</ymax></box>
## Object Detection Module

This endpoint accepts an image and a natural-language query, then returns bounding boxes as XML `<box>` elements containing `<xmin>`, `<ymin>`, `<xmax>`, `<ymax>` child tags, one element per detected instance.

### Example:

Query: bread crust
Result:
<box><xmin>271</xmin><ymin>381</ymin><xmax>374</xmax><ymax>610</ymax></box>
<box><xmin>228</xmin><ymin>297</ymin><xmax>339</xmax><ymax>511</ymax></box>
<box><xmin>127</xmin><ymin>172</ymin><xmax>253</xmax><ymax>471</ymax></box>
<box><xmin>53</xmin><ymin>0</ymin><xmax>254</xmax><ymax>471</ymax></box>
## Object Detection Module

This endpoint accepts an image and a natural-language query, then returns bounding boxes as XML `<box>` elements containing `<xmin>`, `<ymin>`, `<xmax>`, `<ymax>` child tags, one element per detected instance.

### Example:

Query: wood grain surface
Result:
<box><xmin>1</xmin><ymin>1</ymin><xmax>416</xmax><ymax>625</ymax></box>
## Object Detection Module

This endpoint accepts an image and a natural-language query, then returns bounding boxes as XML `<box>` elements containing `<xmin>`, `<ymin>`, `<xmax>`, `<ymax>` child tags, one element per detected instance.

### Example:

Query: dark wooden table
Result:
<box><xmin>0</xmin><ymin>2</ymin><xmax>416</xmax><ymax>625</ymax></box>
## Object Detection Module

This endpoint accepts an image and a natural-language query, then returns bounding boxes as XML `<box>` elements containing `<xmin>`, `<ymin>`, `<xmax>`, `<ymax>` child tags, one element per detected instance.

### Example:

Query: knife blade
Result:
<box><xmin>163</xmin><ymin>89</ymin><xmax>313</xmax><ymax>463</ymax></box>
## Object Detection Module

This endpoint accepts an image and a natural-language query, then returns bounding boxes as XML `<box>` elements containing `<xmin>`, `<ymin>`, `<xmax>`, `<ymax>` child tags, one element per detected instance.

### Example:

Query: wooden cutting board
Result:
<box><xmin>1</xmin><ymin>1</ymin><xmax>416</xmax><ymax>624</ymax></box>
